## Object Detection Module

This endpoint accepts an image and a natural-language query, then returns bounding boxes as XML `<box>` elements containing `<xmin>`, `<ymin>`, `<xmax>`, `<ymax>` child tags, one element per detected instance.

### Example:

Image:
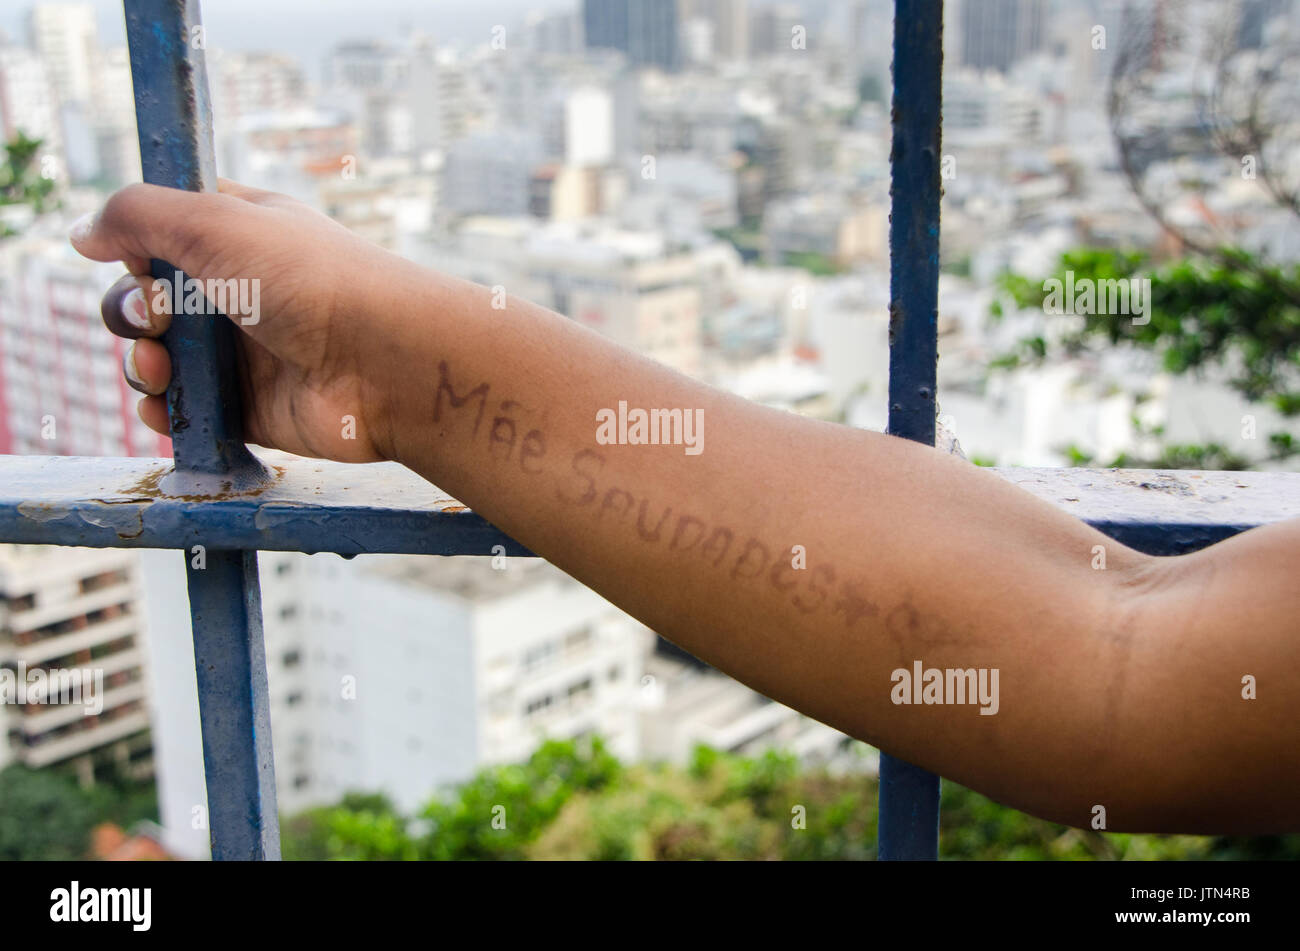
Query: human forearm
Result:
<box><xmin>76</xmin><ymin>183</ymin><xmax>1300</xmax><ymax>832</ymax></box>
<box><xmin>368</xmin><ymin>264</ymin><xmax>1187</xmax><ymax>827</ymax></box>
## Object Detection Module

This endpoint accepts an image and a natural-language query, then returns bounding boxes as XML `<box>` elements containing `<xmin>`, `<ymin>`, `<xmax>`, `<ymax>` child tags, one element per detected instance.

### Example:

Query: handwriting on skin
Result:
<box><xmin>434</xmin><ymin>361</ymin><xmax>880</xmax><ymax>630</ymax></box>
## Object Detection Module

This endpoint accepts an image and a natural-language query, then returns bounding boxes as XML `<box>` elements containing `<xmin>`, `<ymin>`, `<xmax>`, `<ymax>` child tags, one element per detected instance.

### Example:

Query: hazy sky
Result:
<box><xmin>2</xmin><ymin>0</ymin><xmax>574</xmax><ymax>78</ymax></box>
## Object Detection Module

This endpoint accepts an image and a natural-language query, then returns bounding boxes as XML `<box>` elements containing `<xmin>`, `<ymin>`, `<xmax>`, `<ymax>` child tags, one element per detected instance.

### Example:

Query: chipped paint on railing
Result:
<box><xmin>2</xmin><ymin>452</ymin><xmax>1295</xmax><ymax>560</ymax></box>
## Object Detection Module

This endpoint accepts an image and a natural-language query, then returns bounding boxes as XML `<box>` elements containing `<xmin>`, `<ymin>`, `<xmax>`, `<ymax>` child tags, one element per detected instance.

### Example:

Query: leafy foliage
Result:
<box><xmin>0</xmin><ymin>763</ymin><xmax>158</xmax><ymax>860</ymax></box>
<box><xmin>417</xmin><ymin>735</ymin><xmax>622</xmax><ymax>860</ymax></box>
<box><xmin>0</xmin><ymin>132</ymin><xmax>57</xmax><ymax>220</ymax></box>
<box><xmin>279</xmin><ymin>738</ymin><xmax>1300</xmax><ymax>861</ymax></box>
<box><xmin>991</xmin><ymin>248</ymin><xmax>1300</xmax><ymax>467</ymax></box>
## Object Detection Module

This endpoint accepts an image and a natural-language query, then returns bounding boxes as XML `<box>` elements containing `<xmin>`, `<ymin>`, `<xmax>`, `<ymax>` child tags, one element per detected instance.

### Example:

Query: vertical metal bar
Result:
<box><xmin>880</xmin><ymin>0</ymin><xmax>944</xmax><ymax>860</ymax></box>
<box><xmin>124</xmin><ymin>0</ymin><xmax>267</xmax><ymax>493</ymax></box>
<box><xmin>184</xmin><ymin>551</ymin><xmax>280</xmax><ymax>860</ymax></box>
<box><xmin>125</xmin><ymin>0</ymin><xmax>279</xmax><ymax>859</ymax></box>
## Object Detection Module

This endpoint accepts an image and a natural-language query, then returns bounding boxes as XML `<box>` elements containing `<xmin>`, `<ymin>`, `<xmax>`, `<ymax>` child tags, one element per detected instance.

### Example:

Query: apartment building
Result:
<box><xmin>639</xmin><ymin>650</ymin><xmax>863</xmax><ymax>770</ymax></box>
<box><xmin>217</xmin><ymin>107</ymin><xmax>361</xmax><ymax>204</ymax></box>
<box><xmin>0</xmin><ymin>230</ymin><xmax>168</xmax><ymax>458</ymax></box>
<box><xmin>0</xmin><ymin>220</ymin><xmax>166</xmax><ymax>788</ymax></box>
<box><xmin>763</xmin><ymin>190</ymin><xmax>889</xmax><ymax>269</ymax></box>
<box><xmin>0</xmin><ymin>545</ymin><xmax>151</xmax><ymax>785</ymax></box>
<box><xmin>27</xmin><ymin>2</ymin><xmax>99</xmax><ymax>107</ymax></box>
<box><xmin>207</xmin><ymin>50</ymin><xmax>308</xmax><ymax>128</ymax></box>
<box><xmin>141</xmin><ymin>547</ymin><xmax>655</xmax><ymax>858</ymax></box>
<box><xmin>0</xmin><ymin>43</ymin><xmax>64</xmax><ymax>172</ymax></box>
<box><xmin>524</xmin><ymin>223</ymin><xmax>705</xmax><ymax>377</ymax></box>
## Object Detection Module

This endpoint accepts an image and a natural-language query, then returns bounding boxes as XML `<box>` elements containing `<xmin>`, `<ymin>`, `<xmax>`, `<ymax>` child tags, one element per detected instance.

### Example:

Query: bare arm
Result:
<box><xmin>75</xmin><ymin>183</ymin><xmax>1300</xmax><ymax>833</ymax></box>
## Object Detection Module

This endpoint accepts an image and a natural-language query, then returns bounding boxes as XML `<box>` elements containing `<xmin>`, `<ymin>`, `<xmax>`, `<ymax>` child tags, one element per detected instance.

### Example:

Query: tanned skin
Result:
<box><xmin>72</xmin><ymin>181</ymin><xmax>1300</xmax><ymax>833</ymax></box>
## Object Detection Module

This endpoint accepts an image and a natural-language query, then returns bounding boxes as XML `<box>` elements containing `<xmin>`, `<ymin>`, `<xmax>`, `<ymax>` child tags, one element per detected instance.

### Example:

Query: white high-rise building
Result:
<box><xmin>682</xmin><ymin>0</ymin><xmax>750</xmax><ymax>60</ymax></box>
<box><xmin>89</xmin><ymin>46</ymin><xmax>141</xmax><ymax>188</ymax></box>
<box><xmin>565</xmin><ymin>86</ymin><xmax>614</xmax><ymax>166</ymax></box>
<box><xmin>0</xmin><ymin>43</ymin><xmax>64</xmax><ymax>175</ymax></box>
<box><xmin>325</xmin><ymin>40</ymin><xmax>408</xmax><ymax>94</ymax></box>
<box><xmin>408</xmin><ymin>38</ymin><xmax>468</xmax><ymax>156</ymax></box>
<box><xmin>421</xmin><ymin>217</ymin><xmax>706</xmax><ymax>377</ymax></box>
<box><xmin>442</xmin><ymin>130</ymin><xmax>545</xmax><ymax>217</ymax></box>
<box><xmin>0</xmin><ymin>545</ymin><xmax>153</xmax><ymax>785</ymax></box>
<box><xmin>142</xmin><ymin>547</ymin><xmax>655</xmax><ymax>858</ymax></box>
<box><xmin>207</xmin><ymin>50</ymin><xmax>308</xmax><ymax>128</ymax></box>
<box><xmin>525</xmin><ymin>9</ymin><xmax>585</xmax><ymax>54</ymax></box>
<box><xmin>0</xmin><ymin>231</ymin><xmax>169</xmax><ymax>458</ymax></box>
<box><xmin>27</xmin><ymin>3</ymin><xmax>99</xmax><ymax>106</ymax></box>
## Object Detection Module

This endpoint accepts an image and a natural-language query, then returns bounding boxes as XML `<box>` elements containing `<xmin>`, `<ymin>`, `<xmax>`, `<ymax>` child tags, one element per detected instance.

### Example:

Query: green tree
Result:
<box><xmin>991</xmin><ymin>248</ymin><xmax>1300</xmax><ymax>468</ymax></box>
<box><xmin>281</xmin><ymin>792</ymin><xmax>416</xmax><ymax>861</ymax></box>
<box><xmin>0</xmin><ymin>765</ymin><xmax>102</xmax><ymax>860</ymax></box>
<box><xmin>0</xmin><ymin>132</ymin><xmax>57</xmax><ymax>221</ymax></box>
<box><xmin>0</xmin><ymin>758</ymin><xmax>158</xmax><ymax>861</ymax></box>
<box><xmin>528</xmin><ymin>746</ymin><xmax>876</xmax><ymax>860</ymax></box>
<box><xmin>416</xmin><ymin>736</ymin><xmax>622</xmax><ymax>860</ymax></box>
<box><xmin>280</xmin><ymin>737</ymin><xmax>1300</xmax><ymax>860</ymax></box>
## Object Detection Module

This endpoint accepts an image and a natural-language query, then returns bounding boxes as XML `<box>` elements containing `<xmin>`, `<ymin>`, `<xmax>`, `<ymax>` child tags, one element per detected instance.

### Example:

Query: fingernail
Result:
<box><xmin>123</xmin><ymin>342</ymin><xmax>149</xmax><ymax>393</ymax></box>
<box><xmin>121</xmin><ymin>286</ymin><xmax>151</xmax><ymax>330</ymax></box>
<box><xmin>69</xmin><ymin>211</ymin><xmax>97</xmax><ymax>244</ymax></box>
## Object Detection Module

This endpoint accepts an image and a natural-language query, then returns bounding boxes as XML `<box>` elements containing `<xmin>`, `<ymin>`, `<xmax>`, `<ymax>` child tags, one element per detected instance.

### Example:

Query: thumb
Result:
<box><xmin>70</xmin><ymin>183</ymin><xmax>254</xmax><ymax>283</ymax></box>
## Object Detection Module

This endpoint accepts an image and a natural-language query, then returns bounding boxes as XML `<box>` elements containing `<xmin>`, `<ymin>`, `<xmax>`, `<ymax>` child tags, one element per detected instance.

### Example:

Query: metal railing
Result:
<box><xmin>1</xmin><ymin>0</ymin><xmax>1297</xmax><ymax>860</ymax></box>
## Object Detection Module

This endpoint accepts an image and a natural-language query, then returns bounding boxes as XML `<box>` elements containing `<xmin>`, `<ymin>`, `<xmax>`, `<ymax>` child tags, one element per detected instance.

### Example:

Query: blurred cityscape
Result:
<box><xmin>0</xmin><ymin>0</ymin><xmax>1296</xmax><ymax>858</ymax></box>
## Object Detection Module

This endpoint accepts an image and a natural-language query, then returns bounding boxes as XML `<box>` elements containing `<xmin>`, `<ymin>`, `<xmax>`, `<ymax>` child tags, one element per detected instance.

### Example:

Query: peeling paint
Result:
<box><xmin>16</xmin><ymin>500</ymin><xmax>72</xmax><ymax>522</ymax></box>
<box><xmin>120</xmin><ymin>462</ymin><xmax>283</xmax><ymax>501</ymax></box>
<box><xmin>79</xmin><ymin>504</ymin><xmax>146</xmax><ymax>539</ymax></box>
<box><xmin>253</xmin><ymin>502</ymin><xmax>315</xmax><ymax>532</ymax></box>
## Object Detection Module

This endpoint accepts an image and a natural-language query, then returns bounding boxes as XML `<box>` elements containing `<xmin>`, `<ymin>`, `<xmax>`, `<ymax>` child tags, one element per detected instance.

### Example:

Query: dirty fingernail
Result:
<box><xmin>121</xmin><ymin>286</ymin><xmax>151</xmax><ymax>330</ymax></box>
<box><xmin>70</xmin><ymin>211</ymin><xmax>97</xmax><ymax>244</ymax></box>
<box><xmin>123</xmin><ymin>341</ymin><xmax>149</xmax><ymax>393</ymax></box>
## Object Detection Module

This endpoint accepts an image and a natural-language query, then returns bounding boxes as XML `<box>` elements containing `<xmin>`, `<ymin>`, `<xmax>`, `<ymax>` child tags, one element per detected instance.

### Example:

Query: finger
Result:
<box><xmin>136</xmin><ymin>395</ymin><xmax>170</xmax><ymax>436</ymax></box>
<box><xmin>69</xmin><ymin>182</ymin><xmax>253</xmax><ymax>279</ymax></box>
<box><xmin>216</xmin><ymin>178</ymin><xmax>291</xmax><ymax>206</ymax></box>
<box><xmin>102</xmin><ymin>273</ymin><xmax>172</xmax><ymax>339</ymax></box>
<box><xmin>123</xmin><ymin>338</ymin><xmax>171</xmax><ymax>395</ymax></box>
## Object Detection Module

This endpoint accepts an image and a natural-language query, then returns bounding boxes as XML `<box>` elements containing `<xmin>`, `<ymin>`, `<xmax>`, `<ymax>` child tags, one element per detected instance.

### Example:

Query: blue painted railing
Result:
<box><xmin>880</xmin><ymin>0</ymin><xmax>944</xmax><ymax>860</ymax></box>
<box><xmin>126</xmin><ymin>0</ymin><xmax>277</xmax><ymax>860</ymax></box>
<box><xmin>1</xmin><ymin>0</ymin><xmax>1297</xmax><ymax>861</ymax></box>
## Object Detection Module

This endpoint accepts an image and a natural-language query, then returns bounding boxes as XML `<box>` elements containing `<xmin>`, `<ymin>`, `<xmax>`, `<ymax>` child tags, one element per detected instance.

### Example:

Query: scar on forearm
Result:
<box><xmin>434</xmin><ymin>360</ymin><xmax>884</xmax><ymax>630</ymax></box>
<box><xmin>434</xmin><ymin>360</ymin><xmax>489</xmax><ymax>436</ymax></box>
<box><xmin>555</xmin><ymin>447</ymin><xmax>881</xmax><ymax>629</ymax></box>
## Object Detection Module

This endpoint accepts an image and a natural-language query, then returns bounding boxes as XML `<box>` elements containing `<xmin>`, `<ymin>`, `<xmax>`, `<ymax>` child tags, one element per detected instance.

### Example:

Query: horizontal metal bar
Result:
<box><xmin>0</xmin><ymin>452</ymin><xmax>534</xmax><ymax>556</ymax></box>
<box><xmin>0</xmin><ymin>453</ymin><xmax>1295</xmax><ymax>558</ymax></box>
<box><xmin>994</xmin><ymin>467</ymin><xmax>1300</xmax><ymax>556</ymax></box>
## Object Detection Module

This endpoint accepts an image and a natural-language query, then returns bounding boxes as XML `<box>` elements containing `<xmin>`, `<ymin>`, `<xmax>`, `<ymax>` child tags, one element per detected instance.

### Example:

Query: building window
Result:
<box><xmin>564</xmin><ymin>626</ymin><xmax>594</xmax><ymax>652</ymax></box>
<box><xmin>523</xmin><ymin>640</ymin><xmax>559</xmax><ymax>672</ymax></box>
<box><xmin>282</xmin><ymin>649</ymin><xmax>301</xmax><ymax>668</ymax></box>
<box><xmin>525</xmin><ymin>694</ymin><xmax>554</xmax><ymax>717</ymax></box>
<box><xmin>79</xmin><ymin>569</ymin><xmax>128</xmax><ymax>594</ymax></box>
